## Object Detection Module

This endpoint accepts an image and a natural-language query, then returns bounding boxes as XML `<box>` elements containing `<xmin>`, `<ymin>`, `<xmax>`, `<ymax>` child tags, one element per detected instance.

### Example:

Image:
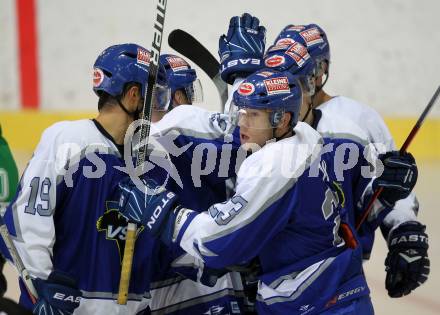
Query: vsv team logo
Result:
<box><xmin>96</xmin><ymin>201</ymin><xmax>144</xmax><ymax>263</ymax></box>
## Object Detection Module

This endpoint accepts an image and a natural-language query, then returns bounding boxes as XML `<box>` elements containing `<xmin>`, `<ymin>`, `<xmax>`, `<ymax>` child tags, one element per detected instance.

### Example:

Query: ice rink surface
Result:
<box><xmin>2</xmin><ymin>151</ymin><xmax>439</xmax><ymax>314</ymax></box>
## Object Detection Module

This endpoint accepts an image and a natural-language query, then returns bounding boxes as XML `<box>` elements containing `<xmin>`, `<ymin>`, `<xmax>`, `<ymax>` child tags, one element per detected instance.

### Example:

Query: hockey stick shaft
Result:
<box><xmin>0</xmin><ymin>216</ymin><xmax>37</xmax><ymax>303</ymax></box>
<box><xmin>168</xmin><ymin>29</ymin><xmax>228</xmax><ymax>109</ymax></box>
<box><xmin>117</xmin><ymin>0</ymin><xmax>168</xmax><ymax>305</ymax></box>
<box><xmin>399</xmin><ymin>86</ymin><xmax>440</xmax><ymax>153</ymax></box>
<box><xmin>356</xmin><ymin>85</ymin><xmax>440</xmax><ymax>230</ymax></box>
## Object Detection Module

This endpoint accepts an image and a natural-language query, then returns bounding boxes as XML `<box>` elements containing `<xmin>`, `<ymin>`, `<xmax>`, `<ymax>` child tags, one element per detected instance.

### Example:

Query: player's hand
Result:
<box><xmin>373</xmin><ymin>151</ymin><xmax>418</xmax><ymax>207</ymax></box>
<box><xmin>385</xmin><ymin>221</ymin><xmax>429</xmax><ymax>297</ymax></box>
<box><xmin>33</xmin><ymin>271</ymin><xmax>82</xmax><ymax>315</ymax></box>
<box><xmin>117</xmin><ymin>177</ymin><xmax>180</xmax><ymax>239</ymax></box>
<box><xmin>219</xmin><ymin>12</ymin><xmax>266</xmax><ymax>84</ymax></box>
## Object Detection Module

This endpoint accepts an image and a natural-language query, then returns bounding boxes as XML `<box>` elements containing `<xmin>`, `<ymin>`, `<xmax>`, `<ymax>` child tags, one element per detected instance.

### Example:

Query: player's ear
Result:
<box><xmin>122</xmin><ymin>85</ymin><xmax>136</xmax><ymax>101</ymax></box>
<box><xmin>279</xmin><ymin>112</ymin><xmax>292</xmax><ymax>129</ymax></box>
<box><xmin>130</xmin><ymin>85</ymin><xmax>141</xmax><ymax>99</ymax></box>
<box><xmin>173</xmin><ymin>89</ymin><xmax>189</xmax><ymax>106</ymax></box>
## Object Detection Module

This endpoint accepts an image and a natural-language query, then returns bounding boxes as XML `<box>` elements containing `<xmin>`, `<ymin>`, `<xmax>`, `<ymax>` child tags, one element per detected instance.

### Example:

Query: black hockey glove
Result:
<box><xmin>385</xmin><ymin>221</ymin><xmax>429</xmax><ymax>298</ymax></box>
<box><xmin>373</xmin><ymin>151</ymin><xmax>418</xmax><ymax>207</ymax></box>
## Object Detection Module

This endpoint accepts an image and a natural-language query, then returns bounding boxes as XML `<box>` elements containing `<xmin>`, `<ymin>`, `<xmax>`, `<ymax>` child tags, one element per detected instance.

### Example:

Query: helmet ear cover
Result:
<box><xmin>270</xmin><ymin>110</ymin><xmax>284</xmax><ymax>127</ymax></box>
<box><xmin>270</xmin><ymin>109</ymin><xmax>297</xmax><ymax>129</ymax></box>
<box><xmin>299</xmin><ymin>74</ymin><xmax>316</xmax><ymax>97</ymax></box>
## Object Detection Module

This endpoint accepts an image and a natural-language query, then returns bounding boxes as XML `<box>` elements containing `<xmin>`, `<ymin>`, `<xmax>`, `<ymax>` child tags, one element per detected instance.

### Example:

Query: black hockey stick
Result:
<box><xmin>356</xmin><ymin>85</ymin><xmax>440</xmax><ymax>230</ymax></box>
<box><xmin>118</xmin><ymin>0</ymin><xmax>168</xmax><ymax>304</ymax></box>
<box><xmin>168</xmin><ymin>29</ymin><xmax>228</xmax><ymax>110</ymax></box>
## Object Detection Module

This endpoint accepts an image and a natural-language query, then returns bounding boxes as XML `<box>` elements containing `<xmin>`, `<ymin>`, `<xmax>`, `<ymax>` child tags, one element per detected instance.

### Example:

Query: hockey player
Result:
<box><xmin>148</xmin><ymin>55</ymin><xmax>244</xmax><ymax>315</ymax></box>
<box><xmin>272</xmin><ymin>23</ymin><xmax>430</xmax><ymax>298</ymax></box>
<box><xmin>220</xmin><ymin>14</ymin><xmax>369</xmax><ymax>313</ymax></box>
<box><xmin>152</xmin><ymin>54</ymin><xmax>202</xmax><ymax>122</ymax></box>
<box><xmin>2</xmin><ymin>43</ymin><xmax>173</xmax><ymax>314</ymax></box>
<box><xmin>218</xmin><ymin>12</ymin><xmax>426</xmax><ymax>311</ymax></box>
<box><xmin>220</xmin><ymin>13</ymin><xmax>428</xmax><ymax>299</ymax></box>
<box><xmin>146</xmin><ymin>54</ymin><xmax>245</xmax><ymax>314</ymax></box>
<box><xmin>0</xmin><ymin>125</ymin><xmax>32</xmax><ymax>315</ymax></box>
<box><xmin>262</xmin><ymin>39</ymin><xmax>383</xmax><ymax>229</ymax></box>
<box><xmin>115</xmin><ymin>68</ymin><xmax>418</xmax><ymax>314</ymax></box>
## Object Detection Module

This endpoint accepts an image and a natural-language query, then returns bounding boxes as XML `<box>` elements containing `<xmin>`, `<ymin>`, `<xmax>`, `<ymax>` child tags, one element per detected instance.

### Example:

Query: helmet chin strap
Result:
<box><xmin>314</xmin><ymin>71</ymin><xmax>329</xmax><ymax>95</ymax></box>
<box><xmin>301</xmin><ymin>101</ymin><xmax>314</xmax><ymax>123</ymax></box>
<box><xmin>309</xmin><ymin>62</ymin><xmax>330</xmax><ymax>107</ymax></box>
<box><xmin>302</xmin><ymin>72</ymin><xmax>329</xmax><ymax>123</ymax></box>
<box><xmin>274</xmin><ymin>129</ymin><xmax>293</xmax><ymax>141</ymax></box>
<box><xmin>117</xmin><ymin>98</ymin><xmax>142</xmax><ymax>120</ymax></box>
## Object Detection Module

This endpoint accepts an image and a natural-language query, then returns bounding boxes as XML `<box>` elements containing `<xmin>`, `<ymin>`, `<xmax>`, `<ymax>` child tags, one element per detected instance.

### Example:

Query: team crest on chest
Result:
<box><xmin>96</xmin><ymin>201</ymin><xmax>144</xmax><ymax>264</ymax></box>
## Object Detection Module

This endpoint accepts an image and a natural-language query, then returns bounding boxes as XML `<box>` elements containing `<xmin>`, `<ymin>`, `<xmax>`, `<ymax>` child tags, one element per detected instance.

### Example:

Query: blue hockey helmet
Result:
<box><xmin>93</xmin><ymin>43</ymin><xmax>151</xmax><ymax>98</ymax></box>
<box><xmin>157</xmin><ymin>54</ymin><xmax>203</xmax><ymax>108</ymax></box>
<box><xmin>93</xmin><ymin>43</ymin><xmax>170</xmax><ymax>110</ymax></box>
<box><xmin>264</xmin><ymin>41</ymin><xmax>316</xmax><ymax>96</ymax></box>
<box><xmin>231</xmin><ymin>69</ymin><xmax>302</xmax><ymax>128</ymax></box>
<box><xmin>274</xmin><ymin>24</ymin><xmax>330</xmax><ymax>76</ymax></box>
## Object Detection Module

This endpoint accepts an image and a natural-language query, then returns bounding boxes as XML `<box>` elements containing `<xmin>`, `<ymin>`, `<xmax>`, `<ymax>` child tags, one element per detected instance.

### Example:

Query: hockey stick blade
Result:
<box><xmin>168</xmin><ymin>29</ymin><xmax>228</xmax><ymax>108</ymax></box>
<box><xmin>356</xmin><ymin>85</ymin><xmax>440</xmax><ymax>230</ymax></box>
<box><xmin>118</xmin><ymin>0</ymin><xmax>168</xmax><ymax>305</ymax></box>
<box><xmin>168</xmin><ymin>29</ymin><xmax>219</xmax><ymax>78</ymax></box>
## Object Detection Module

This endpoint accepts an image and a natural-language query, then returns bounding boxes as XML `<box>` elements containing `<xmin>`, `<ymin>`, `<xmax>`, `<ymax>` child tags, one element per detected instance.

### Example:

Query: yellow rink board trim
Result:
<box><xmin>1</xmin><ymin>111</ymin><xmax>439</xmax><ymax>159</ymax></box>
<box><xmin>0</xmin><ymin>111</ymin><xmax>96</xmax><ymax>152</ymax></box>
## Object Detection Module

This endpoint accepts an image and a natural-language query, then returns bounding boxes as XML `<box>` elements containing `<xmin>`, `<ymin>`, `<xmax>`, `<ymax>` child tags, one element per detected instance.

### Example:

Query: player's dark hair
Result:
<box><xmin>97</xmin><ymin>82</ymin><xmax>142</xmax><ymax>111</ymax></box>
<box><xmin>97</xmin><ymin>91</ymin><xmax>115</xmax><ymax>111</ymax></box>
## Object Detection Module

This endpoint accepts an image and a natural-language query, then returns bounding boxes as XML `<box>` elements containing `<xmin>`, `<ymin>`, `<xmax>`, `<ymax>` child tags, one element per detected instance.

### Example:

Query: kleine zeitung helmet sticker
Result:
<box><xmin>166</xmin><ymin>56</ymin><xmax>189</xmax><ymax>72</ymax></box>
<box><xmin>285</xmin><ymin>42</ymin><xmax>310</xmax><ymax>67</ymax></box>
<box><xmin>137</xmin><ymin>48</ymin><xmax>150</xmax><ymax>65</ymax></box>
<box><xmin>264</xmin><ymin>77</ymin><xmax>291</xmax><ymax>95</ymax></box>
<box><xmin>300</xmin><ymin>27</ymin><xmax>325</xmax><ymax>47</ymax></box>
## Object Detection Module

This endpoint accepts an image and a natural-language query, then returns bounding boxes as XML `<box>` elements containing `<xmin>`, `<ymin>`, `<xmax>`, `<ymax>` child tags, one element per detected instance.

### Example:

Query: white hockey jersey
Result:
<box><xmin>148</xmin><ymin>106</ymin><xmax>245</xmax><ymax>315</ymax></box>
<box><xmin>317</xmin><ymin>96</ymin><xmax>419</xmax><ymax>256</ymax></box>
<box><xmin>3</xmin><ymin>119</ymin><xmax>155</xmax><ymax>314</ymax></box>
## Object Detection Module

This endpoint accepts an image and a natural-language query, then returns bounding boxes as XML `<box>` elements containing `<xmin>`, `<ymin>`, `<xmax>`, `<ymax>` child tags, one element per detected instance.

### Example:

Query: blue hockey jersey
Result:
<box><xmin>227</xmin><ymin>78</ymin><xmax>418</xmax><ymax>259</ymax></box>
<box><xmin>156</xmin><ymin>106</ymin><xmax>371</xmax><ymax>315</ymax></box>
<box><xmin>317</xmin><ymin>97</ymin><xmax>419</xmax><ymax>258</ymax></box>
